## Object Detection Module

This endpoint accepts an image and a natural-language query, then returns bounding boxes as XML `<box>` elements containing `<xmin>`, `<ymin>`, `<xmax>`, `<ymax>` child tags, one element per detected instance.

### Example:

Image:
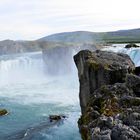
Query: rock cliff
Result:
<box><xmin>74</xmin><ymin>50</ymin><xmax>140</xmax><ymax>140</ymax></box>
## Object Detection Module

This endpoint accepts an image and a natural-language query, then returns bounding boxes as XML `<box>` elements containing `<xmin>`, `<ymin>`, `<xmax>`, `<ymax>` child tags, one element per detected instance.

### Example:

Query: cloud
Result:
<box><xmin>0</xmin><ymin>0</ymin><xmax>140</xmax><ymax>40</ymax></box>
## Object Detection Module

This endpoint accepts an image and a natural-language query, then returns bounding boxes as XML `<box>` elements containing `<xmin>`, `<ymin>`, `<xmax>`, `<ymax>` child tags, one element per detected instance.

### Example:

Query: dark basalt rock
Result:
<box><xmin>135</xmin><ymin>66</ymin><xmax>140</xmax><ymax>76</ymax></box>
<box><xmin>74</xmin><ymin>50</ymin><xmax>140</xmax><ymax>140</ymax></box>
<box><xmin>74</xmin><ymin>50</ymin><xmax>135</xmax><ymax>113</ymax></box>
<box><xmin>125</xmin><ymin>74</ymin><xmax>140</xmax><ymax>97</ymax></box>
<box><xmin>49</xmin><ymin>115</ymin><xmax>66</xmax><ymax>122</ymax></box>
<box><xmin>0</xmin><ymin>109</ymin><xmax>8</xmax><ymax>116</ymax></box>
<box><xmin>125</xmin><ymin>43</ymin><xmax>140</xmax><ymax>48</ymax></box>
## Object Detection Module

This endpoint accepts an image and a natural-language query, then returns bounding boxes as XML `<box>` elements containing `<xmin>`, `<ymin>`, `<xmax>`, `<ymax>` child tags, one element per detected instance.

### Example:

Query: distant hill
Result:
<box><xmin>39</xmin><ymin>31</ymin><xmax>101</xmax><ymax>43</ymax></box>
<box><xmin>0</xmin><ymin>40</ymin><xmax>77</xmax><ymax>55</ymax></box>
<box><xmin>103</xmin><ymin>28</ymin><xmax>140</xmax><ymax>43</ymax></box>
<box><xmin>0</xmin><ymin>40</ymin><xmax>41</xmax><ymax>55</ymax></box>
<box><xmin>39</xmin><ymin>28</ymin><xmax>140</xmax><ymax>43</ymax></box>
<box><xmin>0</xmin><ymin>28</ymin><xmax>140</xmax><ymax>55</ymax></box>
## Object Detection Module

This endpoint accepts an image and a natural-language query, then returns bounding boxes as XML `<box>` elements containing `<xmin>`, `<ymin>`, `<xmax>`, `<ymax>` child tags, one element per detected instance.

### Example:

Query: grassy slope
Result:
<box><xmin>102</xmin><ymin>28</ymin><xmax>140</xmax><ymax>43</ymax></box>
<box><xmin>39</xmin><ymin>28</ymin><xmax>140</xmax><ymax>44</ymax></box>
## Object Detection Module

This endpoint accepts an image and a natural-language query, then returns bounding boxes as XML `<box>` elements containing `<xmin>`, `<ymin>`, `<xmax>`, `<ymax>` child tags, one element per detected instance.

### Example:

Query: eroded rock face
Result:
<box><xmin>74</xmin><ymin>50</ymin><xmax>135</xmax><ymax>113</ymax></box>
<box><xmin>74</xmin><ymin>50</ymin><xmax>140</xmax><ymax>140</ymax></box>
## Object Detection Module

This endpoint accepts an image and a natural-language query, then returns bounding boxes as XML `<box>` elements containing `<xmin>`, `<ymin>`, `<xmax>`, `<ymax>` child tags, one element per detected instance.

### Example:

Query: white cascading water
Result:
<box><xmin>0</xmin><ymin>51</ymin><xmax>81</xmax><ymax>140</ymax></box>
<box><xmin>128</xmin><ymin>49</ymin><xmax>140</xmax><ymax>66</ymax></box>
<box><xmin>102</xmin><ymin>44</ymin><xmax>140</xmax><ymax>67</ymax></box>
<box><xmin>0</xmin><ymin>52</ymin><xmax>46</xmax><ymax>86</ymax></box>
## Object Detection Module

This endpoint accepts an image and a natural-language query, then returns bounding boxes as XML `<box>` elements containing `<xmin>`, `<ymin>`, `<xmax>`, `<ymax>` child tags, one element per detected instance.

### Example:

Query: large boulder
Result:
<box><xmin>74</xmin><ymin>50</ymin><xmax>140</xmax><ymax>140</ymax></box>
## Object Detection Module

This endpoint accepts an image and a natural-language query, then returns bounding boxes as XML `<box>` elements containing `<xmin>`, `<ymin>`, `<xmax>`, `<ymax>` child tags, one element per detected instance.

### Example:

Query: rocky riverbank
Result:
<box><xmin>74</xmin><ymin>50</ymin><xmax>140</xmax><ymax>140</ymax></box>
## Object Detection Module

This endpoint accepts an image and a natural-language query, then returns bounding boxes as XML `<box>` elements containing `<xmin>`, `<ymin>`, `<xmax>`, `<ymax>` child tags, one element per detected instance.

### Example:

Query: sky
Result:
<box><xmin>0</xmin><ymin>0</ymin><xmax>140</xmax><ymax>40</ymax></box>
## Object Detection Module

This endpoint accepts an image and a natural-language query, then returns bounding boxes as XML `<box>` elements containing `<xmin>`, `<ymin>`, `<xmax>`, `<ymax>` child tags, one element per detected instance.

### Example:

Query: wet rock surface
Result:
<box><xmin>135</xmin><ymin>66</ymin><xmax>140</xmax><ymax>76</ymax></box>
<box><xmin>74</xmin><ymin>50</ymin><xmax>135</xmax><ymax>113</ymax></box>
<box><xmin>125</xmin><ymin>43</ymin><xmax>140</xmax><ymax>48</ymax></box>
<box><xmin>0</xmin><ymin>109</ymin><xmax>8</xmax><ymax>116</ymax></box>
<box><xmin>49</xmin><ymin>115</ymin><xmax>66</xmax><ymax>122</ymax></box>
<box><xmin>74</xmin><ymin>50</ymin><xmax>140</xmax><ymax>140</ymax></box>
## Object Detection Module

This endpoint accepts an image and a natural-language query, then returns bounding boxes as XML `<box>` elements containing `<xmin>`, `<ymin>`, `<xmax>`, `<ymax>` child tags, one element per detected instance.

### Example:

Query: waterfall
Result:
<box><xmin>127</xmin><ymin>49</ymin><xmax>140</xmax><ymax>66</ymax></box>
<box><xmin>0</xmin><ymin>49</ymin><xmax>81</xmax><ymax>140</ymax></box>
<box><xmin>102</xmin><ymin>45</ymin><xmax>140</xmax><ymax>67</ymax></box>
<box><xmin>0</xmin><ymin>52</ymin><xmax>46</xmax><ymax>86</ymax></box>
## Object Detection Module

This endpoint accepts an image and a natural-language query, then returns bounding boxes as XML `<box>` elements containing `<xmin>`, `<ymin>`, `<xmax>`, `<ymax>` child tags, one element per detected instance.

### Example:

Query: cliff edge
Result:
<box><xmin>74</xmin><ymin>50</ymin><xmax>140</xmax><ymax>140</ymax></box>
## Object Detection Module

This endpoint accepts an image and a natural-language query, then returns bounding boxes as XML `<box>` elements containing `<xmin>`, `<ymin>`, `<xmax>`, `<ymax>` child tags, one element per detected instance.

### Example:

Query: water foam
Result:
<box><xmin>0</xmin><ymin>52</ymin><xmax>46</xmax><ymax>86</ymax></box>
<box><xmin>0</xmin><ymin>50</ymin><xmax>81</xmax><ymax>140</ymax></box>
<box><xmin>102</xmin><ymin>44</ymin><xmax>140</xmax><ymax>67</ymax></box>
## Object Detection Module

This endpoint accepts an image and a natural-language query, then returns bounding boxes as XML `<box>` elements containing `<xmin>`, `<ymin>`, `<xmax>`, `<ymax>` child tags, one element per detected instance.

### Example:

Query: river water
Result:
<box><xmin>103</xmin><ymin>44</ymin><xmax>140</xmax><ymax>67</ymax></box>
<box><xmin>1</xmin><ymin>43</ymin><xmax>139</xmax><ymax>140</ymax></box>
<box><xmin>0</xmin><ymin>52</ymin><xmax>82</xmax><ymax>140</ymax></box>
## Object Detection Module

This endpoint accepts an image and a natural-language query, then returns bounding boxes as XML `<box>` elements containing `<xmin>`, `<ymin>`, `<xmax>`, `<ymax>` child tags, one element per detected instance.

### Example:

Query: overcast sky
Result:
<box><xmin>0</xmin><ymin>0</ymin><xmax>140</xmax><ymax>40</ymax></box>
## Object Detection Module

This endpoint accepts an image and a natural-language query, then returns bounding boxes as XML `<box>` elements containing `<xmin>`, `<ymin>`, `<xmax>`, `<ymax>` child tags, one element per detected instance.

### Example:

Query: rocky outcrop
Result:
<box><xmin>0</xmin><ymin>109</ymin><xmax>8</xmax><ymax>116</ymax></box>
<box><xmin>74</xmin><ymin>50</ymin><xmax>140</xmax><ymax>140</ymax></box>
<box><xmin>74</xmin><ymin>50</ymin><xmax>135</xmax><ymax>113</ymax></box>
<box><xmin>135</xmin><ymin>66</ymin><xmax>140</xmax><ymax>76</ymax></box>
<box><xmin>125</xmin><ymin>43</ymin><xmax>140</xmax><ymax>48</ymax></box>
<box><xmin>49</xmin><ymin>115</ymin><xmax>66</xmax><ymax>122</ymax></box>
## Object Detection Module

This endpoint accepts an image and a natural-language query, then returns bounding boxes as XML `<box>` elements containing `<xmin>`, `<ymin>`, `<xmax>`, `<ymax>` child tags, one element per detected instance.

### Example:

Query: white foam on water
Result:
<box><xmin>0</xmin><ymin>50</ymin><xmax>81</xmax><ymax>140</ymax></box>
<box><xmin>0</xmin><ymin>51</ymin><xmax>79</xmax><ymax>106</ymax></box>
<box><xmin>102</xmin><ymin>44</ymin><xmax>140</xmax><ymax>67</ymax></box>
<box><xmin>0</xmin><ymin>52</ymin><xmax>47</xmax><ymax>86</ymax></box>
